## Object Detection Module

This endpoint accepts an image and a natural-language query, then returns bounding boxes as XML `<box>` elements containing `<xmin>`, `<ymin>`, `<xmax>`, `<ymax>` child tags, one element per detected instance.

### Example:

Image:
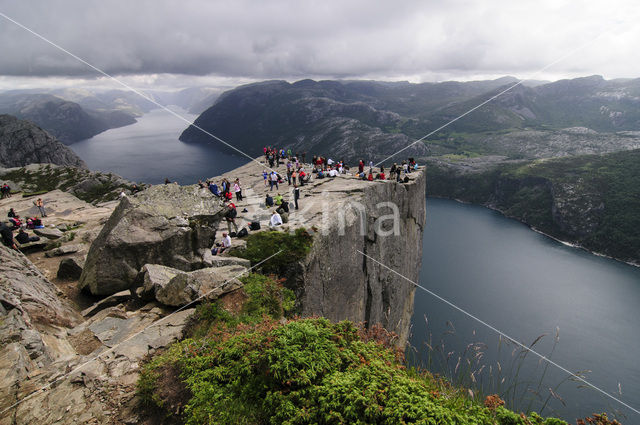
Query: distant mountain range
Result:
<box><xmin>179</xmin><ymin>76</ymin><xmax>640</xmax><ymax>162</ymax></box>
<box><xmin>0</xmin><ymin>86</ymin><xmax>223</xmax><ymax>145</ymax></box>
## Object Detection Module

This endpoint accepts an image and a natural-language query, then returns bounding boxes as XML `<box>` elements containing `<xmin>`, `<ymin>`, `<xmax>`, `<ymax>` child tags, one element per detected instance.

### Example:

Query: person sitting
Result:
<box><xmin>8</xmin><ymin>208</ymin><xmax>16</xmax><ymax>218</ymax></box>
<box><xmin>317</xmin><ymin>170</ymin><xmax>325</xmax><ymax>179</ymax></box>
<box><xmin>8</xmin><ymin>216</ymin><xmax>21</xmax><ymax>229</ymax></box>
<box><xmin>299</xmin><ymin>170</ymin><xmax>307</xmax><ymax>185</ymax></box>
<box><xmin>265</xmin><ymin>193</ymin><xmax>274</xmax><ymax>207</ymax></box>
<box><xmin>131</xmin><ymin>184</ymin><xmax>141</xmax><ymax>194</ymax></box>
<box><xmin>212</xmin><ymin>232</ymin><xmax>232</xmax><ymax>255</ymax></box>
<box><xmin>0</xmin><ymin>222</ymin><xmax>17</xmax><ymax>250</ymax></box>
<box><xmin>367</xmin><ymin>172</ymin><xmax>374</xmax><ymax>181</ymax></box>
<box><xmin>274</xmin><ymin>193</ymin><xmax>284</xmax><ymax>206</ymax></box>
<box><xmin>379</xmin><ymin>172</ymin><xmax>386</xmax><ymax>180</ymax></box>
<box><xmin>270</xmin><ymin>210</ymin><xmax>283</xmax><ymax>228</ymax></box>
<box><xmin>15</xmin><ymin>229</ymin><xmax>40</xmax><ymax>244</ymax></box>
<box><xmin>209</xmin><ymin>182</ymin><xmax>220</xmax><ymax>197</ymax></box>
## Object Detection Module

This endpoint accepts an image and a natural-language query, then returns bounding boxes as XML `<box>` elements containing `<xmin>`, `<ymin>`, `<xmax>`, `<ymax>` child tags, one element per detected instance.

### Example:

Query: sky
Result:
<box><xmin>0</xmin><ymin>0</ymin><xmax>639</xmax><ymax>91</ymax></box>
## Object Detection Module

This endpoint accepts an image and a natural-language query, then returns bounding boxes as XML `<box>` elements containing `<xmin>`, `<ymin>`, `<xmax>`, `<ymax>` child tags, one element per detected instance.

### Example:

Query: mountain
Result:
<box><xmin>426</xmin><ymin>148</ymin><xmax>640</xmax><ymax>264</ymax></box>
<box><xmin>50</xmin><ymin>88</ymin><xmax>157</xmax><ymax>117</ymax></box>
<box><xmin>0</xmin><ymin>114</ymin><xmax>86</xmax><ymax>168</ymax></box>
<box><xmin>0</xmin><ymin>92</ymin><xmax>135</xmax><ymax>144</ymax></box>
<box><xmin>151</xmin><ymin>86</ymin><xmax>223</xmax><ymax>114</ymax></box>
<box><xmin>179</xmin><ymin>80</ymin><xmax>431</xmax><ymax>162</ymax></box>
<box><xmin>180</xmin><ymin>76</ymin><xmax>640</xmax><ymax>162</ymax></box>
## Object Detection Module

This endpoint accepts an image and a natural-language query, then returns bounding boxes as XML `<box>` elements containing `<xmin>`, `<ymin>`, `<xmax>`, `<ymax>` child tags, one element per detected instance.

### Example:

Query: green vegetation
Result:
<box><xmin>426</xmin><ymin>149</ymin><xmax>640</xmax><ymax>263</ymax></box>
<box><xmin>139</xmin><ymin>313</ymin><xmax>566</xmax><ymax>425</ymax></box>
<box><xmin>231</xmin><ymin>228</ymin><xmax>314</xmax><ymax>275</ymax></box>
<box><xmin>1</xmin><ymin>165</ymin><xmax>138</xmax><ymax>204</ymax></box>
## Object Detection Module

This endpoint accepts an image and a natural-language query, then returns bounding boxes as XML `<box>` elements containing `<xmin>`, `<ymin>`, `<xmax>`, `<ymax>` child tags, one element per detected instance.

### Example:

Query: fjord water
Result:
<box><xmin>71</xmin><ymin>111</ymin><xmax>639</xmax><ymax>422</ymax></box>
<box><xmin>411</xmin><ymin>198</ymin><xmax>640</xmax><ymax>422</ymax></box>
<box><xmin>70</xmin><ymin>107</ymin><xmax>248</xmax><ymax>184</ymax></box>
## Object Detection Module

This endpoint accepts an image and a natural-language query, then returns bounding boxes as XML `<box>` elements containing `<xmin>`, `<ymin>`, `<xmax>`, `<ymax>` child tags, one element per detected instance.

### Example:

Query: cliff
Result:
<box><xmin>426</xmin><ymin>150</ymin><xmax>640</xmax><ymax>264</ymax></box>
<box><xmin>203</xmin><ymin>159</ymin><xmax>426</xmax><ymax>344</ymax></box>
<box><xmin>0</xmin><ymin>158</ymin><xmax>425</xmax><ymax>423</ymax></box>
<box><xmin>0</xmin><ymin>115</ymin><xmax>86</xmax><ymax>168</ymax></box>
<box><xmin>0</xmin><ymin>93</ymin><xmax>136</xmax><ymax>144</ymax></box>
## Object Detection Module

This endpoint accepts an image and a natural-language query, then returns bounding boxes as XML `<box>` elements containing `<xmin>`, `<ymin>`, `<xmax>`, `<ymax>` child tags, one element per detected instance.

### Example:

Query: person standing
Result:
<box><xmin>293</xmin><ymin>185</ymin><xmax>300</xmax><ymax>210</ymax></box>
<box><xmin>34</xmin><ymin>198</ymin><xmax>47</xmax><ymax>217</ymax></box>
<box><xmin>233</xmin><ymin>179</ymin><xmax>243</xmax><ymax>201</ymax></box>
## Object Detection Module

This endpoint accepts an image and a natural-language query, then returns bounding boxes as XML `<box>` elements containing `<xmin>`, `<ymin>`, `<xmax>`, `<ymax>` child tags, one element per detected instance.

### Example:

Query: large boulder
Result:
<box><xmin>140</xmin><ymin>264</ymin><xmax>246</xmax><ymax>307</ymax></box>
<box><xmin>78</xmin><ymin>184</ymin><xmax>225</xmax><ymax>296</ymax></box>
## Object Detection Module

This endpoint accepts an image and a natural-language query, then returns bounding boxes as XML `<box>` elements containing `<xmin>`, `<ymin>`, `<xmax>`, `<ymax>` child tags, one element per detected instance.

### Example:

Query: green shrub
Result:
<box><xmin>235</xmin><ymin>228</ymin><xmax>313</xmax><ymax>275</ymax></box>
<box><xmin>139</xmin><ymin>318</ymin><xmax>567</xmax><ymax>425</ymax></box>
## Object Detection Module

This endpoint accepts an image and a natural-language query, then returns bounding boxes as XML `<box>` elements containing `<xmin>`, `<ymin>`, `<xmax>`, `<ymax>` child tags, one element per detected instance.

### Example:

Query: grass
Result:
<box><xmin>405</xmin><ymin>319</ymin><xmax>619</xmax><ymax>423</ymax></box>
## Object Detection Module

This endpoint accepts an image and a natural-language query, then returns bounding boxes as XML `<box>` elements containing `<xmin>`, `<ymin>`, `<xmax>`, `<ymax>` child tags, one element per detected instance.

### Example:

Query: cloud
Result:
<box><xmin>0</xmin><ymin>0</ymin><xmax>639</xmax><ymax>84</ymax></box>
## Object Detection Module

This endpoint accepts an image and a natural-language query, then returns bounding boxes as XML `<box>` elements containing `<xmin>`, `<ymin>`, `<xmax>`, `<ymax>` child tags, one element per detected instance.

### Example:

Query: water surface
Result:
<box><xmin>70</xmin><ymin>107</ymin><xmax>249</xmax><ymax>184</ymax></box>
<box><xmin>411</xmin><ymin>198</ymin><xmax>640</xmax><ymax>422</ymax></box>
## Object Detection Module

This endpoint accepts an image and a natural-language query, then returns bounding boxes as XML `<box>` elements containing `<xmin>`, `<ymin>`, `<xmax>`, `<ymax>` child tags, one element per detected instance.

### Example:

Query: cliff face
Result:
<box><xmin>0</xmin><ymin>115</ymin><xmax>87</xmax><ymax>168</ymax></box>
<box><xmin>300</xmin><ymin>170</ymin><xmax>426</xmax><ymax>344</ymax></box>
<box><xmin>209</xmin><ymin>159</ymin><xmax>426</xmax><ymax>344</ymax></box>
<box><xmin>426</xmin><ymin>150</ymin><xmax>640</xmax><ymax>264</ymax></box>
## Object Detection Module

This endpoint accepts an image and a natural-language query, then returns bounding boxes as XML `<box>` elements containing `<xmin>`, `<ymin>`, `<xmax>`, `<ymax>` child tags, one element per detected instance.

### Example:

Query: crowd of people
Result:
<box><xmin>198</xmin><ymin>146</ymin><xmax>419</xmax><ymax>256</ymax></box>
<box><xmin>1</xmin><ymin>203</ymin><xmax>45</xmax><ymax>250</ymax></box>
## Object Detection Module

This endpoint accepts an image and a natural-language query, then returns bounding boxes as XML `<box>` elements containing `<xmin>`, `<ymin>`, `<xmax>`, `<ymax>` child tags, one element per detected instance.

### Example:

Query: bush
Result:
<box><xmin>139</xmin><ymin>318</ymin><xmax>567</xmax><ymax>425</ymax></box>
<box><xmin>235</xmin><ymin>228</ymin><xmax>313</xmax><ymax>275</ymax></box>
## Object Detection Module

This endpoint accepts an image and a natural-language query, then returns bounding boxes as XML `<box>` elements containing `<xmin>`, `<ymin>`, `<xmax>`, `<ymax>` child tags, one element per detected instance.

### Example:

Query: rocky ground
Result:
<box><xmin>0</xmin><ymin>157</ymin><xmax>424</xmax><ymax>424</ymax></box>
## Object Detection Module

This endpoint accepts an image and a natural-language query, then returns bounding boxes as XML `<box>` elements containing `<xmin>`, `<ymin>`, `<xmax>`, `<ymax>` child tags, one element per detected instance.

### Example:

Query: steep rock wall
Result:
<box><xmin>299</xmin><ymin>170</ymin><xmax>426</xmax><ymax>345</ymax></box>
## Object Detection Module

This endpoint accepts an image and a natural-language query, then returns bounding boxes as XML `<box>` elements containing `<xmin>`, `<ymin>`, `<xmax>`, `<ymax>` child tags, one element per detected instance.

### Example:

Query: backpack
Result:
<box><xmin>237</xmin><ymin>228</ymin><xmax>249</xmax><ymax>238</ymax></box>
<box><xmin>249</xmin><ymin>221</ymin><xmax>261</xmax><ymax>231</ymax></box>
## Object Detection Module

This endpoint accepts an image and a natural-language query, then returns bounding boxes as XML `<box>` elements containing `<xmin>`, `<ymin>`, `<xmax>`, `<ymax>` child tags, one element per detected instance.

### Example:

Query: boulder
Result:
<box><xmin>45</xmin><ymin>243</ymin><xmax>83</xmax><ymax>257</ymax></box>
<box><xmin>81</xmin><ymin>290</ymin><xmax>133</xmax><ymax>317</ymax></box>
<box><xmin>155</xmin><ymin>265</ymin><xmax>246</xmax><ymax>307</ymax></box>
<box><xmin>78</xmin><ymin>184</ymin><xmax>226</xmax><ymax>296</ymax></box>
<box><xmin>34</xmin><ymin>227</ymin><xmax>64</xmax><ymax>239</ymax></box>
<box><xmin>139</xmin><ymin>264</ymin><xmax>184</xmax><ymax>300</ymax></box>
<box><xmin>57</xmin><ymin>257</ymin><xmax>85</xmax><ymax>280</ymax></box>
<box><xmin>202</xmin><ymin>250</ymin><xmax>251</xmax><ymax>268</ymax></box>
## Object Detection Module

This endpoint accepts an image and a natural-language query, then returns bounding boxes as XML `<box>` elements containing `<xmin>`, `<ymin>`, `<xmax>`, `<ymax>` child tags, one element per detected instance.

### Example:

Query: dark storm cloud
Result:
<box><xmin>0</xmin><ymin>0</ymin><xmax>637</xmax><ymax>81</ymax></box>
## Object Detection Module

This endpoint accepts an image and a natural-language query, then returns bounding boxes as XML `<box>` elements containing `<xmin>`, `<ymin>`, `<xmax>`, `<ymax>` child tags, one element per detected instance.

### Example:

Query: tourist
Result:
<box><xmin>164</xmin><ymin>178</ymin><xmax>170</xmax><ymax>185</ymax></box>
<box><xmin>262</xmin><ymin>170</ymin><xmax>268</xmax><ymax>187</ymax></box>
<box><xmin>0</xmin><ymin>222</ymin><xmax>17</xmax><ymax>250</ymax></box>
<box><xmin>270</xmin><ymin>171</ymin><xmax>279</xmax><ymax>190</ymax></box>
<box><xmin>225</xmin><ymin>203</ymin><xmax>239</xmax><ymax>233</ymax></box>
<box><xmin>293</xmin><ymin>185</ymin><xmax>300</xmax><ymax>210</ymax></box>
<box><xmin>358</xmin><ymin>160</ymin><xmax>364</xmax><ymax>173</ymax></box>
<box><xmin>8</xmin><ymin>208</ymin><xmax>16</xmax><ymax>218</ymax></box>
<box><xmin>212</xmin><ymin>232</ymin><xmax>232</xmax><ymax>255</ymax></box>
<box><xmin>270</xmin><ymin>210</ymin><xmax>283</xmax><ymax>228</ymax></box>
<box><xmin>367</xmin><ymin>172</ymin><xmax>374</xmax><ymax>181</ymax></box>
<box><xmin>209</xmin><ymin>181</ymin><xmax>220</xmax><ymax>197</ymax></box>
<box><xmin>234</xmin><ymin>179</ymin><xmax>243</xmax><ymax>201</ymax></box>
<box><xmin>274</xmin><ymin>193</ymin><xmax>283</xmax><ymax>206</ymax></box>
<box><xmin>265</xmin><ymin>193</ymin><xmax>274</xmax><ymax>207</ymax></box>
<box><xmin>15</xmin><ymin>229</ymin><xmax>40</xmax><ymax>244</ymax></box>
<box><xmin>34</xmin><ymin>198</ymin><xmax>47</xmax><ymax>217</ymax></box>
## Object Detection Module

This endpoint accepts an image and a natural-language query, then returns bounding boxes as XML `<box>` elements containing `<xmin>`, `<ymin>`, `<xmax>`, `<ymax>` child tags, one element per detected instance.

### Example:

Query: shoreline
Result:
<box><xmin>428</xmin><ymin>195</ymin><xmax>640</xmax><ymax>269</ymax></box>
